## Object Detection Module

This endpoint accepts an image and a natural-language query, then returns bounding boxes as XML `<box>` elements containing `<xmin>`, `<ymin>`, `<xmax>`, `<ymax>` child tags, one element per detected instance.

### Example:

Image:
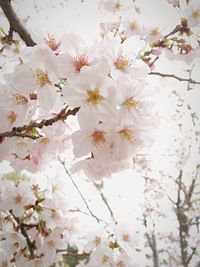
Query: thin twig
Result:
<box><xmin>92</xmin><ymin>181</ymin><xmax>117</xmax><ymax>224</ymax></box>
<box><xmin>60</xmin><ymin>160</ymin><xmax>101</xmax><ymax>224</ymax></box>
<box><xmin>149</xmin><ymin>56</ymin><xmax>159</xmax><ymax>68</ymax></box>
<box><xmin>150</xmin><ymin>71</ymin><xmax>200</xmax><ymax>84</ymax></box>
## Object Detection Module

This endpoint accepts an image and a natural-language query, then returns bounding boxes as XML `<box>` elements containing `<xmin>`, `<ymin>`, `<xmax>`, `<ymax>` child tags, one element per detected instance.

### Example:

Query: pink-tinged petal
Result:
<box><xmin>37</xmin><ymin>85</ymin><xmax>59</xmax><ymax>111</ymax></box>
<box><xmin>9</xmin><ymin>64</ymin><xmax>37</xmax><ymax>93</ymax></box>
<box><xmin>60</xmin><ymin>33</ymin><xmax>86</xmax><ymax>56</ymax></box>
<box><xmin>71</xmin><ymin>130</ymin><xmax>92</xmax><ymax>158</ymax></box>
<box><xmin>122</xmin><ymin>36</ymin><xmax>145</xmax><ymax>56</ymax></box>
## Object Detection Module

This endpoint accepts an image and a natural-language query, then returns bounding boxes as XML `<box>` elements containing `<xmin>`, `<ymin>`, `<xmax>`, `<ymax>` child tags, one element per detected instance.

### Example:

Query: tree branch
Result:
<box><xmin>145</xmin><ymin>231</ymin><xmax>160</xmax><ymax>267</ymax></box>
<box><xmin>10</xmin><ymin>210</ymin><xmax>36</xmax><ymax>258</ymax></box>
<box><xmin>6</xmin><ymin>24</ymin><xmax>13</xmax><ymax>43</ymax></box>
<box><xmin>0</xmin><ymin>106</ymin><xmax>80</xmax><ymax>141</ymax></box>
<box><xmin>149</xmin><ymin>71</ymin><xmax>200</xmax><ymax>85</ymax></box>
<box><xmin>0</xmin><ymin>0</ymin><xmax>36</xmax><ymax>46</ymax></box>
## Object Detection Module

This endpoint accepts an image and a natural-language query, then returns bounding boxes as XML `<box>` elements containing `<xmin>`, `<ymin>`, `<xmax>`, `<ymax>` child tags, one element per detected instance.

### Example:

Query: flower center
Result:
<box><xmin>118</xmin><ymin>129</ymin><xmax>134</xmax><ymax>143</ymax></box>
<box><xmin>117</xmin><ymin>261</ymin><xmax>126</xmax><ymax>267</ymax></box>
<box><xmin>121</xmin><ymin>97</ymin><xmax>142</xmax><ymax>110</ymax></box>
<box><xmin>91</xmin><ymin>130</ymin><xmax>106</xmax><ymax>147</ymax></box>
<box><xmin>7</xmin><ymin>111</ymin><xmax>17</xmax><ymax>123</ymax></box>
<box><xmin>51</xmin><ymin>210</ymin><xmax>58</xmax><ymax>219</ymax></box>
<box><xmin>14</xmin><ymin>194</ymin><xmax>22</xmax><ymax>204</ymax></box>
<box><xmin>12</xmin><ymin>94</ymin><xmax>28</xmax><ymax>105</ymax></box>
<box><xmin>114</xmin><ymin>0</ymin><xmax>121</xmax><ymax>9</ymax></box>
<box><xmin>115</xmin><ymin>56</ymin><xmax>131</xmax><ymax>71</ymax></box>
<box><xmin>45</xmin><ymin>34</ymin><xmax>60</xmax><ymax>51</ymax></box>
<box><xmin>48</xmin><ymin>240</ymin><xmax>55</xmax><ymax>248</ymax></box>
<box><xmin>123</xmin><ymin>233</ymin><xmax>130</xmax><ymax>242</ymax></box>
<box><xmin>192</xmin><ymin>10</ymin><xmax>200</xmax><ymax>18</ymax></box>
<box><xmin>129</xmin><ymin>20</ymin><xmax>138</xmax><ymax>31</ymax></box>
<box><xmin>40</xmin><ymin>137</ymin><xmax>50</xmax><ymax>145</ymax></box>
<box><xmin>74</xmin><ymin>55</ymin><xmax>89</xmax><ymax>72</ymax></box>
<box><xmin>102</xmin><ymin>255</ymin><xmax>109</xmax><ymax>264</ymax></box>
<box><xmin>35</xmin><ymin>69</ymin><xmax>51</xmax><ymax>87</ymax></box>
<box><xmin>94</xmin><ymin>236</ymin><xmax>101</xmax><ymax>246</ymax></box>
<box><xmin>86</xmin><ymin>88</ymin><xmax>105</xmax><ymax>104</ymax></box>
<box><xmin>150</xmin><ymin>27</ymin><xmax>159</xmax><ymax>36</ymax></box>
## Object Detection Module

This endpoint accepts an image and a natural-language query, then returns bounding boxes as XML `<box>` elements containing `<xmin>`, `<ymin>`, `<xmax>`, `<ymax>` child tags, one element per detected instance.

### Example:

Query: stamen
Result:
<box><xmin>35</xmin><ymin>69</ymin><xmax>51</xmax><ymax>87</ymax></box>
<box><xmin>123</xmin><ymin>233</ymin><xmax>130</xmax><ymax>242</ymax></box>
<box><xmin>117</xmin><ymin>261</ymin><xmax>126</xmax><ymax>267</ymax></box>
<box><xmin>40</xmin><ymin>137</ymin><xmax>50</xmax><ymax>144</ymax></box>
<box><xmin>121</xmin><ymin>97</ymin><xmax>142</xmax><ymax>110</ymax></box>
<box><xmin>129</xmin><ymin>20</ymin><xmax>138</xmax><ymax>31</ymax></box>
<box><xmin>118</xmin><ymin>129</ymin><xmax>134</xmax><ymax>143</ymax></box>
<box><xmin>74</xmin><ymin>55</ymin><xmax>89</xmax><ymax>72</ymax></box>
<box><xmin>115</xmin><ymin>56</ymin><xmax>131</xmax><ymax>71</ymax></box>
<box><xmin>150</xmin><ymin>27</ymin><xmax>159</xmax><ymax>36</ymax></box>
<box><xmin>7</xmin><ymin>111</ymin><xmax>17</xmax><ymax>123</ymax></box>
<box><xmin>86</xmin><ymin>88</ymin><xmax>105</xmax><ymax>104</ymax></box>
<box><xmin>91</xmin><ymin>130</ymin><xmax>106</xmax><ymax>147</ymax></box>
<box><xmin>14</xmin><ymin>194</ymin><xmax>22</xmax><ymax>203</ymax></box>
<box><xmin>102</xmin><ymin>255</ymin><xmax>109</xmax><ymax>264</ymax></box>
<box><xmin>114</xmin><ymin>0</ymin><xmax>121</xmax><ymax>9</ymax></box>
<box><xmin>12</xmin><ymin>94</ymin><xmax>28</xmax><ymax>105</ymax></box>
<box><xmin>45</xmin><ymin>34</ymin><xmax>60</xmax><ymax>51</ymax></box>
<box><xmin>192</xmin><ymin>10</ymin><xmax>200</xmax><ymax>18</ymax></box>
<box><xmin>47</xmin><ymin>240</ymin><xmax>55</xmax><ymax>248</ymax></box>
<box><xmin>94</xmin><ymin>236</ymin><xmax>101</xmax><ymax>246</ymax></box>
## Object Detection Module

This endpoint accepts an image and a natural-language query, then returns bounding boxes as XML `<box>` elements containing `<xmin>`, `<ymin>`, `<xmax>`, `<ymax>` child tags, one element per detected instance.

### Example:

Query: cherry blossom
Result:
<box><xmin>183</xmin><ymin>0</ymin><xmax>200</xmax><ymax>27</ymax></box>
<box><xmin>8</xmin><ymin>47</ymin><xmax>61</xmax><ymax>110</ymax></box>
<box><xmin>0</xmin><ymin>0</ymin><xmax>199</xmax><ymax>266</ymax></box>
<box><xmin>103</xmin><ymin>34</ymin><xmax>150</xmax><ymax>81</ymax></box>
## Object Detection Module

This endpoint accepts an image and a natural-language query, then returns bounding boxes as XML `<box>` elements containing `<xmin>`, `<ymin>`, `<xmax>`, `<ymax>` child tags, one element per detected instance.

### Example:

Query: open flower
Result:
<box><xmin>0</xmin><ymin>83</ymin><xmax>36</xmax><ymax>132</ymax></box>
<box><xmin>103</xmin><ymin>34</ymin><xmax>149</xmax><ymax>81</ymax></box>
<box><xmin>71</xmin><ymin>118</ymin><xmax>113</xmax><ymax>164</ymax></box>
<box><xmin>62</xmin><ymin>66</ymin><xmax>116</xmax><ymax>121</ymax></box>
<box><xmin>57</xmin><ymin>33</ymin><xmax>109</xmax><ymax>80</ymax></box>
<box><xmin>117</xmin><ymin>80</ymin><xmax>156</xmax><ymax>129</ymax></box>
<box><xmin>8</xmin><ymin>47</ymin><xmax>60</xmax><ymax>110</ymax></box>
<box><xmin>1</xmin><ymin>180</ymin><xmax>36</xmax><ymax>217</ymax></box>
<box><xmin>183</xmin><ymin>0</ymin><xmax>200</xmax><ymax>27</ymax></box>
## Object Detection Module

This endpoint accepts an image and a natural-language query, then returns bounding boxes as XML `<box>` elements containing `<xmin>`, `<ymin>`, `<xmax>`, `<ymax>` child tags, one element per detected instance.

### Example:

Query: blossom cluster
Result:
<box><xmin>1</xmin><ymin>0</ymin><xmax>199</xmax><ymax>266</ymax></box>
<box><xmin>99</xmin><ymin>0</ymin><xmax>200</xmax><ymax>66</ymax></box>
<box><xmin>0</xmin><ymin>172</ymin><xmax>145</xmax><ymax>266</ymax></box>
<box><xmin>0</xmin><ymin>29</ymin><xmax>155</xmax><ymax>180</ymax></box>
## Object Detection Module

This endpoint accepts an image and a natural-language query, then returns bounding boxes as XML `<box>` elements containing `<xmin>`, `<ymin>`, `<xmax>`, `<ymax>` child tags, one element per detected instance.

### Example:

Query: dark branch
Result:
<box><xmin>0</xmin><ymin>0</ymin><xmax>36</xmax><ymax>46</ymax></box>
<box><xmin>146</xmin><ymin>231</ymin><xmax>160</xmax><ymax>267</ymax></box>
<box><xmin>10</xmin><ymin>210</ymin><xmax>36</xmax><ymax>258</ymax></box>
<box><xmin>0</xmin><ymin>106</ymin><xmax>80</xmax><ymax>141</ymax></box>
<box><xmin>6</xmin><ymin>24</ymin><xmax>13</xmax><ymax>43</ymax></box>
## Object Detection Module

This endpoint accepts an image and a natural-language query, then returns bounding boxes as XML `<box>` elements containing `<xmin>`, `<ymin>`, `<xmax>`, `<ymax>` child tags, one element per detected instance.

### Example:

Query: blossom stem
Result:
<box><xmin>0</xmin><ymin>0</ymin><xmax>36</xmax><ymax>46</ymax></box>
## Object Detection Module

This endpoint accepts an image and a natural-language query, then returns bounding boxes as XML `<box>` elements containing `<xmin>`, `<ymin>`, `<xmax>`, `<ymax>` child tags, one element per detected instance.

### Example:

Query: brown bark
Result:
<box><xmin>0</xmin><ymin>0</ymin><xmax>36</xmax><ymax>46</ymax></box>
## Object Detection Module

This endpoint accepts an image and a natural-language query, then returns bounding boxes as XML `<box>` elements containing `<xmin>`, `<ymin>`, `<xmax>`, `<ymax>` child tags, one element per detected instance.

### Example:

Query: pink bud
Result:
<box><xmin>151</xmin><ymin>49</ymin><xmax>162</xmax><ymax>56</ymax></box>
